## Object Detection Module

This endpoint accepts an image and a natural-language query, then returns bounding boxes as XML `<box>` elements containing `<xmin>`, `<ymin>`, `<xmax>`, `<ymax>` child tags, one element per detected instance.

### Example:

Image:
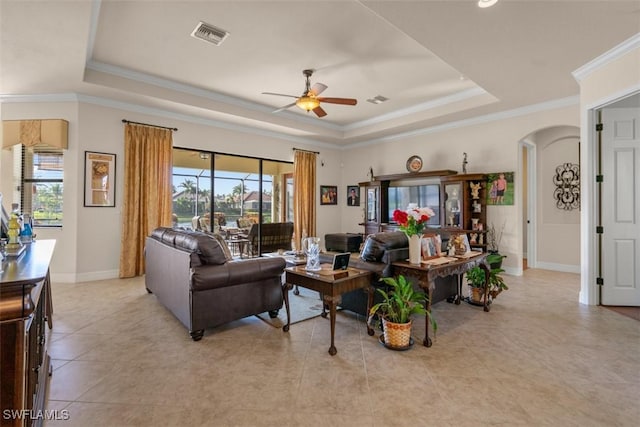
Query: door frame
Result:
<box><xmin>581</xmin><ymin>88</ymin><xmax>640</xmax><ymax>305</ymax></box>
<box><xmin>519</xmin><ymin>139</ymin><xmax>537</xmax><ymax>269</ymax></box>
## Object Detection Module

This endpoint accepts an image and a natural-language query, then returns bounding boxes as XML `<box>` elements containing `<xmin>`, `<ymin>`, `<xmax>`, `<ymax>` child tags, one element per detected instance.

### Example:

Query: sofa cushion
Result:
<box><xmin>360</xmin><ymin>231</ymin><xmax>408</xmax><ymax>262</ymax></box>
<box><xmin>150</xmin><ymin>227</ymin><xmax>233</xmax><ymax>265</ymax></box>
<box><xmin>212</xmin><ymin>233</ymin><xmax>233</xmax><ymax>261</ymax></box>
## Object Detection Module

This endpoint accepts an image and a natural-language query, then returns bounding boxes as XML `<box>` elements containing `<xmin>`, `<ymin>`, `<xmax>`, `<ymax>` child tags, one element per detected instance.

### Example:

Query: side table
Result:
<box><xmin>283</xmin><ymin>266</ymin><xmax>374</xmax><ymax>356</ymax></box>
<box><xmin>392</xmin><ymin>253</ymin><xmax>489</xmax><ymax>347</ymax></box>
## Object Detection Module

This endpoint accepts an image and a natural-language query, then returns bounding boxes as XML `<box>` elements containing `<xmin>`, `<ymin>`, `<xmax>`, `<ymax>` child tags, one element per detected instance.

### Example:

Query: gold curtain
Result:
<box><xmin>119</xmin><ymin>124</ymin><xmax>173</xmax><ymax>278</ymax></box>
<box><xmin>293</xmin><ymin>150</ymin><xmax>316</xmax><ymax>250</ymax></box>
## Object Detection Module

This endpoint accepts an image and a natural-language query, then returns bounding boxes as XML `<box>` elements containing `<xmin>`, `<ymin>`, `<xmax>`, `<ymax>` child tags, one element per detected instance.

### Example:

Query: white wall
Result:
<box><xmin>576</xmin><ymin>34</ymin><xmax>640</xmax><ymax>304</ymax></box>
<box><xmin>2</xmin><ymin>98</ymin><xmax>580</xmax><ymax>281</ymax></box>
<box><xmin>340</xmin><ymin>104</ymin><xmax>579</xmax><ymax>275</ymax></box>
<box><xmin>526</xmin><ymin>126</ymin><xmax>581</xmax><ymax>272</ymax></box>
<box><xmin>0</xmin><ymin>101</ymin><xmax>80</xmax><ymax>281</ymax></box>
<box><xmin>1</xmin><ymin>101</ymin><xmax>343</xmax><ymax>281</ymax></box>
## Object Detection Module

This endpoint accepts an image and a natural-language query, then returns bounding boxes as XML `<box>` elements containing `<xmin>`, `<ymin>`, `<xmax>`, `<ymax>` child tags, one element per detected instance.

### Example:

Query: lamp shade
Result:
<box><xmin>295</xmin><ymin>96</ymin><xmax>320</xmax><ymax>112</ymax></box>
<box><xmin>2</xmin><ymin>119</ymin><xmax>69</xmax><ymax>149</ymax></box>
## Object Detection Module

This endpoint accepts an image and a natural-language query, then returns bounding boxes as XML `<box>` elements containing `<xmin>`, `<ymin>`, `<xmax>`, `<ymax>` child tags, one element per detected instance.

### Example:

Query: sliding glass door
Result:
<box><xmin>172</xmin><ymin>148</ymin><xmax>293</xmax><ymax>256</ymax></box>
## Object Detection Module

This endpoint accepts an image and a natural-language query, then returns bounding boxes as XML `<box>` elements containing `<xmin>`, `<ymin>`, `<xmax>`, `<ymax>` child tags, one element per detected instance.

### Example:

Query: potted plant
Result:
<box><xmin>466</xmin><ymin>262</ymin><xmax>509</xmax><ymax>304</ymax></box>
<box><xmin>368</xmin><ymin>275</ymin><xmax>437</xmax><ymax>349</ymax></box>
<box><xmin>486</xmin><ymin>221</ymin><xmax>506</xmax><ymax>269</ymax></box>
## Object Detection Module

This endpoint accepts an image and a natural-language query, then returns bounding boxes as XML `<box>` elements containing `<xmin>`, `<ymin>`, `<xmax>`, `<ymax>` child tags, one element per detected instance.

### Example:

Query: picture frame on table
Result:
<box><xmin>421</xmin><ymin>233</ymin><xmax>442</xmax><ymax>260</ymax></box>
<box><xmin>84</xmin><ymin>151</ymin><xmax>116</xmax><ymax>207</ymax></box>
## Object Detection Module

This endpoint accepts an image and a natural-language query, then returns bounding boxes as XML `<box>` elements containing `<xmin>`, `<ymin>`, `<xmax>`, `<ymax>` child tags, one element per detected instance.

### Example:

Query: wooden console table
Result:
<box><xmin>1</xmin><ymin>240</ymin><xmax>55</xmax><ymax>427</ymax></box>
<box><xmin>393</xmin><ymin>253</ymin><xmax>489</xmax><ymax>348</ymax></box>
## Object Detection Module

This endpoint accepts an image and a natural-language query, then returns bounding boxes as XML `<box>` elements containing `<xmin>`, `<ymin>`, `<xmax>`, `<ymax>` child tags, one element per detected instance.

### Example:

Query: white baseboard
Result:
<box><xmin>534</xmin><ymin>261</ymin><xmax>580</xmax><ymax>274</ymax></box>
<box><xmin>51</xmin><ymin>269</ymin><xmax>120</xmax><ymax>283</ymax></box>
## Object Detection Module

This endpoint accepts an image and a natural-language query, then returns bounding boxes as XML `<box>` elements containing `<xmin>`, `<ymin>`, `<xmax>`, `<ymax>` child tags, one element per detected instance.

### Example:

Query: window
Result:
<box><xmin>20</xmin><ymin>145</ymin><xmax>64</xmax><ymax>227</ymax></box>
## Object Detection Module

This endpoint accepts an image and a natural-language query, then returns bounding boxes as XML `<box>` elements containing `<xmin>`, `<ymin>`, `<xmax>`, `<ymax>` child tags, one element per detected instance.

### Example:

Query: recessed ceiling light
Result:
<box><xmin>478</xmin><ymin>0</ymin><xmax>498</xmax><ymax>8</ymax></box>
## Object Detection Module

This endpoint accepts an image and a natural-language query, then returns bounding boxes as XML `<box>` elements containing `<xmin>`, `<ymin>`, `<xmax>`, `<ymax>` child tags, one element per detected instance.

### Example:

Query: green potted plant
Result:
<box><xmin>466</xmin><ymin>262</ymin><xmax>509</xmax><ymax>304</ymax></box>
<box><xmin>368</xmin><ymin>275</ymin><xmax>437</xmax><ymax>349</ymax></box>
<box><xmin>486</xmin><ymin>221</ymin><xmax>507</xmax><ymax>269</ymax></box>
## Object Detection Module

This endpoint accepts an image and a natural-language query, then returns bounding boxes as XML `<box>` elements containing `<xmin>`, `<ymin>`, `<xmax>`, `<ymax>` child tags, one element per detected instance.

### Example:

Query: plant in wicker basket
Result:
<box><xmin>466</xmin><ymin>259</ymin><xmax>508</xmax><ymax>304</ymax></box>
<box><xmin>368</xmin><ymin>275</ymin><xmax>437</xmax><ymax>349</ymax></box>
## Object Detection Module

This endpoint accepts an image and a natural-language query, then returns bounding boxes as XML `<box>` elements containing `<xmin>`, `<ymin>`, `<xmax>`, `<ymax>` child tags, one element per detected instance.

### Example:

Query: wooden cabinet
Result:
<box><xmin>359</xmin><ymin>170</ymin><xmax>457</xmax><ymax>235</ymax></box>
<box><xmin>440</xmin><ymin>174</ymin><xmax>488</xmax><ymax>251</ymax></box>
<box><xmin>359</xmin><ymin>180</ymin><xmax>388</xmax><ymax>236</ymax></box>
<box><xmin>1</xmin><ymin>241</ymin><xmax>55</xmax><ymax>427</ymax></box>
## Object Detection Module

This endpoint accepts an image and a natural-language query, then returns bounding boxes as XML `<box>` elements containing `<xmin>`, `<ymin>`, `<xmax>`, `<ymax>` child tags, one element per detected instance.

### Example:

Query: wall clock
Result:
<box><xmin>406</xmin><ymin>155</ymin><xmax>423</xmax><ymax>173</ymax></box>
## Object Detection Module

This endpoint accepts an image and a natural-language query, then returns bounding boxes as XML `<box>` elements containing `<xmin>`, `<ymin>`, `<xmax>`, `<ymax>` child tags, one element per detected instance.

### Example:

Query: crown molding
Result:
<box><xmin>1</xmin><ymin>92</ymin><xmax>580</xmax><ymax>151</ymax></box>
<box><xmin>85</xmin><ymin>60</ymin><xmax>343</xmax><ymax>132</ymax></box>
<box><xmin>348</xmin><ymin>96</ymin><xmax>579</xmax><ymax>148</ymax></box>
<box><xmin>572</xmin><ymin>32</ymin><xmax>640</xmax><ymax>82</ymax></box>
<box><xmin>344</xmin><ymin>86</ymin><xmax>488</xmax><ymax>131</ymax></box>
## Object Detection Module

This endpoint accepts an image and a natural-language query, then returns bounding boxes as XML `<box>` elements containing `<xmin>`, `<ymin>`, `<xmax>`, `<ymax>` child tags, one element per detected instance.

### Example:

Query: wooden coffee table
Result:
<box><xmin>283</xmin><ymin>266</ymin><xmax>374</xmax><ymax>356</ymax></box>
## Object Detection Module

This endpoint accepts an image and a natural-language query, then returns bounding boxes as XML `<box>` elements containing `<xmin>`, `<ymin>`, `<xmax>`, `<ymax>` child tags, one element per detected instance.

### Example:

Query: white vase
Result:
<box><xmin>408</xmin><ymin>234</ymin><xmax>421</xmax><ymax>265</ymax></box>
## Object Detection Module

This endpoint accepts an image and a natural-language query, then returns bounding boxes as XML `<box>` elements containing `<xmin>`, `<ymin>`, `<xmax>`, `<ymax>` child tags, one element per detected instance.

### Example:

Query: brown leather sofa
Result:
<box><xmin>145</xmin><ymin>227</ymin><xmax>286</xmax><ymax>341</ymax></box>
<box><xmin>320</xmin><ymin>231</ymin><xmax>457</xmax><ymax>316</ymax></box>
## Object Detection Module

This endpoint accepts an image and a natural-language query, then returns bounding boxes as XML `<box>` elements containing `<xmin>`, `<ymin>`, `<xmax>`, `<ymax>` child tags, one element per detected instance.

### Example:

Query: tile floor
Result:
<box><xmin>44</xmin><ymin>269</ymin><xmax>640</xmax><ymax>426</ymax></box>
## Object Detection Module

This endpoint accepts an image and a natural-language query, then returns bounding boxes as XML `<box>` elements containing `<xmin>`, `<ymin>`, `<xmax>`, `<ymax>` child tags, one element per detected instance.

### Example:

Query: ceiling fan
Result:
<box><xmin>262</xmin><ymin>69</ymin><xmax>357</xmax><ymax>118</ymax></box>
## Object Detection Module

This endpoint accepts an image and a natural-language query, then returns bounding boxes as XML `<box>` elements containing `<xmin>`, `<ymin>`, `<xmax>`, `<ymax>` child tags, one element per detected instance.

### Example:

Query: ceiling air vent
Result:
<box><xmin>191</xmin><ymin>21</ymin><xmax>229</xmax><ymax>46</ymax></box>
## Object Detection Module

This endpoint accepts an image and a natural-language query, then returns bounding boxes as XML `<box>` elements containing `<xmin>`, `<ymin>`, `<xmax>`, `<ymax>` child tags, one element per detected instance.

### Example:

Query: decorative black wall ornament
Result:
<box><xmin>553</xmin><ymin>163</ymin><xmax>580</xmax><ymax>210</ymax></box>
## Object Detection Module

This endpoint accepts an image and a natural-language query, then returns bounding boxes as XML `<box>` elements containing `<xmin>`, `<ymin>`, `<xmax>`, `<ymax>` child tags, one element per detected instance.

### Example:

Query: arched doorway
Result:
<box><xmin>519</xmin><ymin>125</ymin><xmax>581</xmax><ymax>272</ymax></box>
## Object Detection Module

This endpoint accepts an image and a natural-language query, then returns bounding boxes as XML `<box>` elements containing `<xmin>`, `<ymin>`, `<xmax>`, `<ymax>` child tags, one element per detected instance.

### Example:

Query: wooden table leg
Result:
<box><xmin>480</xmin><ymin>263</ymin><xmax>491</xmax><ymax>312</ymax></box>
<box><xmin>324</xmin><ymin>294</ymin><xmax>338</xmax><ymax>356</ymax></box>
<box><xmin>45</xmin><ymin>269</ymin><xmax>53</xmax><ymax>329</ymax></box>
<box><xmin>423</xmin><ymin>286</ymin><xmax>433</xmax><ymax>347</ymax></box>
<box><xmin>282</xmin><ymin>282</ymin><xmax>292</xmax><ymax>332</ymax></box>
<box><xmin>366</xmin><ymin>285</ymin><xmax>374</xmax><ymax>336</ymax></box>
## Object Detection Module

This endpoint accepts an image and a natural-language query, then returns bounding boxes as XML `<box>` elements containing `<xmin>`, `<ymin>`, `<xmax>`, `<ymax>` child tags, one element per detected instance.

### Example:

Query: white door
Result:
<box><xmin>601</xmin><ymin>108</ymin><xmax>640</xmax><ymax>305</ymax></box>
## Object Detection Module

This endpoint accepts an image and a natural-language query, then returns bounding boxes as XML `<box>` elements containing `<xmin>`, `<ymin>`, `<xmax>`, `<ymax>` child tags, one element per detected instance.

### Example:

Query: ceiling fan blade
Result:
<box><xmin>262</xmin><ymin>92</ymin><xmax>298</xmax><ymax>99</ymax></box>
<box><xmin>309</xmin><ymin>83</ymin><xmax>327</xmax><ymax>96</ymax></box>
<box><xmin>312</xmin><ymin>106</ymin><xmax>327</xmax><ymax>117</ymax></box>
<box><xmin>272</xmin><ymin>102</ymin><xmax>297</xmax><ymax>113</ymax></box>
<box><xmin>318</xmin><ymin>97</ymin><xmax>357</xmax><ymax>106</ymax></box>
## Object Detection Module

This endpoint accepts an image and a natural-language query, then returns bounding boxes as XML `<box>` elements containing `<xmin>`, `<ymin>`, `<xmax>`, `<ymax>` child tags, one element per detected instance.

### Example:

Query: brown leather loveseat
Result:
<box><xmin>145</xmin><ymin>227</ymin><xmax>286</xmax><ymax>341</ymax></box>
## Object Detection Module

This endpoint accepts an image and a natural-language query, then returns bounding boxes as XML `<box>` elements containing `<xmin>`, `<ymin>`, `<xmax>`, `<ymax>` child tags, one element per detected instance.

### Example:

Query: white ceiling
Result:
<box><xmin>1</xmin><ymin>0</ymin><xmax>639</xmax><ymax>147</ymax></box>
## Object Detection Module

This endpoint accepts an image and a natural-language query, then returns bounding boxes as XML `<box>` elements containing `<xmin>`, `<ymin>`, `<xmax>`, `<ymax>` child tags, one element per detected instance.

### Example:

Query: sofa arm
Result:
<box><xmin>381</xmin><ymin>247</ymin><xmax>409</xmax><ymax>277</ymax></box>
<box><xmin>191</xmin><ymin>257</ymin><xmax>285</xmax><ymax>291</ymax></box>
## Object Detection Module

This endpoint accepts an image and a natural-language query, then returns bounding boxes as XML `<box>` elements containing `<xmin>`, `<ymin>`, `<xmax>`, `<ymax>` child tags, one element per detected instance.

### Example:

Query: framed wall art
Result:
<box><xmin>320</xmin><ymin>185</ymin><xmax>337</xmax><ymax>205</ymax></box>
<box><xmin>346</xmin><ymin>185</ymin><xmax>360</xmax><ymax>206</ymax></box>
<box><xmin>486</xmin><ymin>171</ymin><xmax>515</xmax><ymax>205</ymax></box>
<box><xmin>84</xmin><ymin>151</ymin><xmax>116</xmax><ymax>207</ymax></box>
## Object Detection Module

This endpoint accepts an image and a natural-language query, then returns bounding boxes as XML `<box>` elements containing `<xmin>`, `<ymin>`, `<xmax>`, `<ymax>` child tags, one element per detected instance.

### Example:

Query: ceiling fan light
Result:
<box><xmin>478</xmin><ymin>0</ymin><xmax>498</xmax><ymax>8</ymax></box>
<box><xmin>296</xmin><ymin>96</ymin><xmax>320</xmax><ymax>111</ymax></box>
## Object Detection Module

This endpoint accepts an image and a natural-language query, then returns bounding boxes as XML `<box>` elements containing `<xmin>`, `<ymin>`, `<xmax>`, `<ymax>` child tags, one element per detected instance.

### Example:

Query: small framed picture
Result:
<box><xmin>320</xmin><ymin>185</ymin><xmax>338</xmax><ymax>205</ymax></box>
<box><xmin>451</xmin><ymin>232</ymin><xmax>471</xmax><ymax>255</ymax></box>
<box><xmin>346</xmin><ymin>185</ymin><xmax>360</xmax><ymax>206</ymax></box>
<box><xmin>84</xmin><ymin>151</ymin><xmax>116</xmax><ymax>207</ymax></box>
<box><xmin>421</xmin><ymin>233</ymin><xmax>441</xmax><ymax>260</ymax></box>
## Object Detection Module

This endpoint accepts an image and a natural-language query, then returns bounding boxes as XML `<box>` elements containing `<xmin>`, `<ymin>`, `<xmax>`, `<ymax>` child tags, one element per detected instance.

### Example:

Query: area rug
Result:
<box><xmin>256</xmin><ymin>287</ymin><xmax>324</xmax><ymax>328</ymax></box>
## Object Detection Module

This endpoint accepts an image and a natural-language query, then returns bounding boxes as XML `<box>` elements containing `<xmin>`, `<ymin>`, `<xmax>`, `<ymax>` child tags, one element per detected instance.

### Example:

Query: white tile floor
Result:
<box><xmin>44</xmin><ymin>269</ymin><xmax>640</xmax><ymax>426</ymax></box>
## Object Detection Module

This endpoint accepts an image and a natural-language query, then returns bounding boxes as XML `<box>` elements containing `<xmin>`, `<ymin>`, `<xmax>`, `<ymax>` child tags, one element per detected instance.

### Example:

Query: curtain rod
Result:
<box><xmin>122</xmin><ymin>119</ymin><xmax>178</xmax><ymax>131</ymax></box>
<box><xmin>292</xmin><ymin>147</ymin><xmax>319</xmax><ymax>154</ymax></box>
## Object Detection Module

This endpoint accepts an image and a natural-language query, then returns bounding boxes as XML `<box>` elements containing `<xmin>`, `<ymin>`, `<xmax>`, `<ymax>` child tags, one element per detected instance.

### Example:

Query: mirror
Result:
<box><xmin>388</xmin><ymin>184</ymin><xmax>440</xmax><ymax>226</ymax></box>
<box><xmin>367</xmin><ymin>188</ymin><xmax>377</xmax><ymax>221</ymax></box>
<box><xmin>444</xmin><ymin>183</ymin><xmax>461</xmax><ymax>227</ymax></box>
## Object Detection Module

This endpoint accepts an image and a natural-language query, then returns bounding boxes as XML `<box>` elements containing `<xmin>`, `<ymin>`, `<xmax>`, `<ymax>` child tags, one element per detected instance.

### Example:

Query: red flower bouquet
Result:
<box><xmin>392</xmin><ymin>207</ymin><xmax>435</xmax><ymax>237</ymax></box>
